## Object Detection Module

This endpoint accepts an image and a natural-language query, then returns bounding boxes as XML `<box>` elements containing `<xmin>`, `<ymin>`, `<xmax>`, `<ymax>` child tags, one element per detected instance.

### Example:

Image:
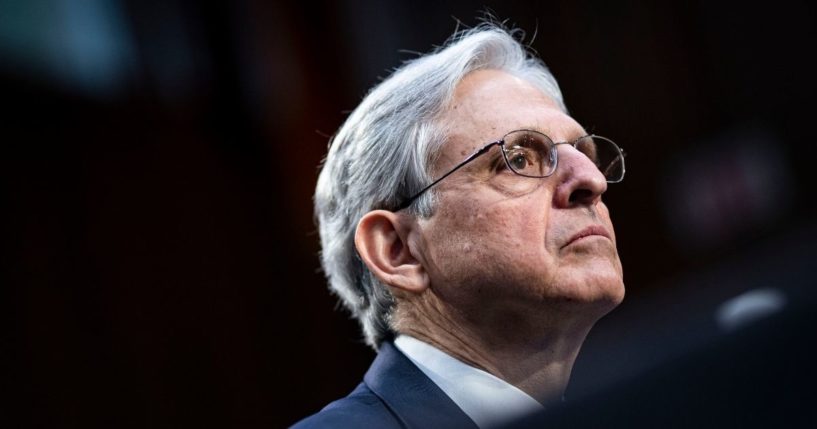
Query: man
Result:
<box><xmin>294</xmin><ymin>23</ymin><xmax>626</xmax><ymax>429</ymax></box>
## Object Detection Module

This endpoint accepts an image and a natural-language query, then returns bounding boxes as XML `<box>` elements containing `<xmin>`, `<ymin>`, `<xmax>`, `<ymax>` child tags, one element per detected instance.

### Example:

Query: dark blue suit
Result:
<box><xmin>292</xmin><ymin>341</ymin><xmax>477</xmax><ymax>428</ymax></box>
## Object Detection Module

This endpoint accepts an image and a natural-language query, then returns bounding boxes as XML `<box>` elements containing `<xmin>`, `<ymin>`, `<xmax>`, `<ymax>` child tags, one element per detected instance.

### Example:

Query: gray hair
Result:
<box><xmin>314</xmin><ymin>23</ymin><xmax>566</xmax><ymax>349</ymax></box>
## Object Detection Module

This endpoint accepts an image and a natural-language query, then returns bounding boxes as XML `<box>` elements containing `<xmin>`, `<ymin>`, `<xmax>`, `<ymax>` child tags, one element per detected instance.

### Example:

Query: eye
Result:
<box><xmin>505</xmin><ymin>147</ymin><xmax>540</xmax><ymax>173</ymax></box>
<box><xmin>508</xmin><ymin>151</ymin><xmax>532</xmax><ymax>170</ymax></box>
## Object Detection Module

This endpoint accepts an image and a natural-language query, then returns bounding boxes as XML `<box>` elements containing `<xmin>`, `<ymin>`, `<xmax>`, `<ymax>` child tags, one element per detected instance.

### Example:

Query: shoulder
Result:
<box><xmin>290</xmin><ymin>382</ymin><xmax>402</xmax><ymax>429</ymax></box>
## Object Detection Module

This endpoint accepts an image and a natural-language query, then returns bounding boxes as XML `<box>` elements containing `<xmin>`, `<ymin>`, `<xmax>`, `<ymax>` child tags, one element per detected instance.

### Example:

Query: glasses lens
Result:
<box><xmin>501</xmin><ymin>130</ymin><xmax>556</xmax><ymax>178</ymax></box>
<box><xmin>575</xmin><ymin>136</ymin><xmax>625</xmax><ymax>182</ymax></box>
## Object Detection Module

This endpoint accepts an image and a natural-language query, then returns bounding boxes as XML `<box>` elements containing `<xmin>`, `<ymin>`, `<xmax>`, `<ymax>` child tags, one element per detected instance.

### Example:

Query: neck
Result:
<box><xmin>395</xmin><ymin>291</ymin><xmax>603</xmax><ymax>406</ymax></box>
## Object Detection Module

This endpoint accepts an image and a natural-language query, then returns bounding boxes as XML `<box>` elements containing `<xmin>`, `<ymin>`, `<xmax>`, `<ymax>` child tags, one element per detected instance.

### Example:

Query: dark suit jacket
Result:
<box><xmin>291</xmin><ymin>341</ymin><xmax>477</xmax><ymax>429</ymax></box>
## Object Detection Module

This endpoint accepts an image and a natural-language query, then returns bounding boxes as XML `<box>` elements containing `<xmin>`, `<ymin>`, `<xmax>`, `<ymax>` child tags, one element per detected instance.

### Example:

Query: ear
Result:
<box><xmin>354</xmin><ymin>210</ymin><xmax>429</xmax><ymax>294</ymax></box>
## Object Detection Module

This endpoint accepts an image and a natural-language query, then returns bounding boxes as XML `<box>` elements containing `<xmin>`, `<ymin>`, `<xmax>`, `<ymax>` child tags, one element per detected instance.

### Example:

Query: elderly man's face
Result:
<box><xmin>412</xmin><ymin>70</ymin><xmax>624</xmax><ymax>324</ymax></box>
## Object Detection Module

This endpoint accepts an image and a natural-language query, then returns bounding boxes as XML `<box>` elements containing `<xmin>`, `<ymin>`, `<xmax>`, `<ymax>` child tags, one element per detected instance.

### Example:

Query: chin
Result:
<box><xmin>587</xmin><ymin>268</ymin><xmax>625</xmax><ymax>303</ymax></box>
<box><xmin>544</xmin><ymin>271</ymin><xmax>625</xmax><ymax>316</ymax></box>
<box><xmin>595</xmin><ymin>280</ymin><xmax>625</xmax><ymax>315</ymax></box>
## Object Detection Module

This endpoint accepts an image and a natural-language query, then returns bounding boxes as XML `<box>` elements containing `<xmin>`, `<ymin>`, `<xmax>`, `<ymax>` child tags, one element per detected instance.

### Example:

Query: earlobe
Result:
<box><xmin>354</xmin><ymin>210</ymin><xmax>428</xmax><ymax>294</ymax></box>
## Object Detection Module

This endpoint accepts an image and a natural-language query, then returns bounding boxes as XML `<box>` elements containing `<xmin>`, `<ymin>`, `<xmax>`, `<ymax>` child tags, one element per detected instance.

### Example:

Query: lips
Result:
<box><xmin>563</xmin><ymin>225</ymin><xmax>611</xmax><ymax>248</ymax></box>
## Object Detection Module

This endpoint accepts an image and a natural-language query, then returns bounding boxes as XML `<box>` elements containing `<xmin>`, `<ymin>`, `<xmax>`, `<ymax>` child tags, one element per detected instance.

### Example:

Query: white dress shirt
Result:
<box><xmin>394</xmin><ymin>335</ymin><xmax>544</xmax><ymax>428</ymax></box>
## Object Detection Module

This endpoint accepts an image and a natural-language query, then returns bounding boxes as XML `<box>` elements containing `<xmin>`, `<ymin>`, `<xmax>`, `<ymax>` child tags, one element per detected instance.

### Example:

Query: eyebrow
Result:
<box><xmin>513</xmin><ymin>124</ymin><xmax>590</xmax><ymax>141</ymax></box>
<box><xmin>517</xmin><ymin>125</ymin><xmax>551</xmax><ymax>136</ymax></box>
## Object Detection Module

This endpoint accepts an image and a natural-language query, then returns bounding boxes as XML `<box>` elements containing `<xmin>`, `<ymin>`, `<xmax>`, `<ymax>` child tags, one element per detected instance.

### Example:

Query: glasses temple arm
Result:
<box><xmin>395</xmin><ymin>141</ymin><xmax>500</xmax><ymax>210</ymax></box>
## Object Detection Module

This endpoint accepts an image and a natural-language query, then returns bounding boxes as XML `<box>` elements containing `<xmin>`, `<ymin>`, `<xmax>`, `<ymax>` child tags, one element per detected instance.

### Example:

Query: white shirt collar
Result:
<box><xmin>394</xmin><ymin>334</ymin><xmax>544</xmax><ymax>428</ymax></box>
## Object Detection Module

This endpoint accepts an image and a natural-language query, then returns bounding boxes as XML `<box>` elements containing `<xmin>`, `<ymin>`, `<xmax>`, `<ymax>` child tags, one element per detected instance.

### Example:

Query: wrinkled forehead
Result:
<box><xmin>434</xmin><ymin>70</ymin><xmax>586</xmax><ymax>167</ymax></box>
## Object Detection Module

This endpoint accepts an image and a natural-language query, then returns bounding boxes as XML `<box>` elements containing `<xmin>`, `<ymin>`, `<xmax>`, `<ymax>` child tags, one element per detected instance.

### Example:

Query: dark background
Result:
<box><xmin>3</xmin><ymin>0</ymin><xmax>816</xmax><ymax>427</ymax></box>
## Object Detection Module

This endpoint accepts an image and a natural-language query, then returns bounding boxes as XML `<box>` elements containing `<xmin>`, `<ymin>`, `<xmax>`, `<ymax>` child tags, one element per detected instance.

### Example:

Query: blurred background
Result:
<box><xmin>3</xmin><ymin>0</ymin><xmax>816</xmax><ymax>427</ymax></box>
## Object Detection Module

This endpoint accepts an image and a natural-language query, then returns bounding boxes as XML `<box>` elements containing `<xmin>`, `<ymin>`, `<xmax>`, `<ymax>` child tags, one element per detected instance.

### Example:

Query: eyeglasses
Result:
<box><xmin>395</xmin><ymin>129</ymin><xmax>626</xmax><ymax>210</ymax></box>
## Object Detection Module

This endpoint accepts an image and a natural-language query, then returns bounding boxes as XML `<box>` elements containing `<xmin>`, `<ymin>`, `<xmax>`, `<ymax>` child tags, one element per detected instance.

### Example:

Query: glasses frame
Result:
<box><xmin>394</xmin><ymin>129</ymin><xmax>625</xmax><ymax>211</ymax></box>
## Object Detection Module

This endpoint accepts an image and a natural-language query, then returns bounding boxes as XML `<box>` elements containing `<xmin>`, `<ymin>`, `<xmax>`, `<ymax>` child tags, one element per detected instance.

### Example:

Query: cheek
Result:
<box><xmin>427</xmin><ymin>198</ymin><xmax>549</xmax><ymax>268</ymax></box>
<box><xmin>432</xmin><ymin>202</ymin><xmax>504</xmax><ymax>252</ymax></box>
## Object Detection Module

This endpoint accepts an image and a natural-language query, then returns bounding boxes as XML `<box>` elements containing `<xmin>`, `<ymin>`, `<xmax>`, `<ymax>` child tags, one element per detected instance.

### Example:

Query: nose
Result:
<box><xmin>551</xmin><ymin>144</ymin><xmax>608</xmax><ymax>207</ymax></box>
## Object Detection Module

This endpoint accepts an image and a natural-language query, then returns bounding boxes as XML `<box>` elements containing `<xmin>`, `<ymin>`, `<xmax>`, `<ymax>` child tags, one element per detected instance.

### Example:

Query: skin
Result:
<box><xmin>355</xmin><ymin>69</ymin><xmax>624</xmax><ymax>406</ymax></box>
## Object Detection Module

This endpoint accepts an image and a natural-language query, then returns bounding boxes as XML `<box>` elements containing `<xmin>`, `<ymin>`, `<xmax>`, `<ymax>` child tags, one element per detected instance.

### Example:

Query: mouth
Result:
<box><xmin>563</xmin><ymin>225</ymin><xmax>611</xmax><ymax>248</ymax></box>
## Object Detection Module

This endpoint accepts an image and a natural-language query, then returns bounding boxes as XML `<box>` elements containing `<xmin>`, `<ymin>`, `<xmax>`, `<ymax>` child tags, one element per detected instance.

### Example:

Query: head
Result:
<box><xmin>315</xmin><ymin>23</ymin><xmax>623</xmax><ymax>350</ymax></box>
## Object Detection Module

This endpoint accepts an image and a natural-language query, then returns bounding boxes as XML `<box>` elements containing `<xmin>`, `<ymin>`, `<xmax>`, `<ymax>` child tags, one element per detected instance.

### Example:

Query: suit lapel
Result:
<box><xmin>364</xmin><ymin>341</ymin><xmax>478</xmax><ymax>429</ymax></box>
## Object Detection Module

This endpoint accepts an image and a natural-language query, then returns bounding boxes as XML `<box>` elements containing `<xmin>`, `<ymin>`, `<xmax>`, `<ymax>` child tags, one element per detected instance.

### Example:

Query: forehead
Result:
<box><xmin>438</xmin><ymin>69</ymin><xmax>584</xmax><ymax>161</ymax></box>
